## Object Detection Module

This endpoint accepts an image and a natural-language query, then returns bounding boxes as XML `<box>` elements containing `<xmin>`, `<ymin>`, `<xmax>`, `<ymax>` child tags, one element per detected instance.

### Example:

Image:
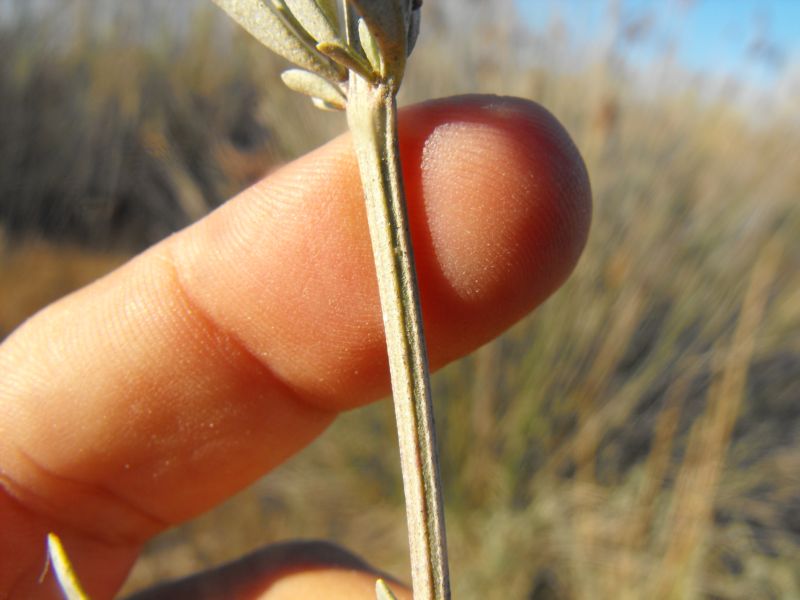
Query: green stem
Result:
<box><xmin>346</xmin><ymin>74</ymin><xmax>450</xmax><ymax>600</ymax></box>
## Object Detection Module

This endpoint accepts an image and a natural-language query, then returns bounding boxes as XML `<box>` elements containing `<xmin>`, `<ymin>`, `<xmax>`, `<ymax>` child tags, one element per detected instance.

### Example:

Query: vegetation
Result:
<box><xmin>1</xmin><ymin>1</ymin><xmax>798</xmax><ymax>598</ymax></box>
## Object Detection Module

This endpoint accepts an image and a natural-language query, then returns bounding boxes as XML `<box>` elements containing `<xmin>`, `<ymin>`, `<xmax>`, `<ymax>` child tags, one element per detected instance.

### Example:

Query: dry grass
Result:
<box><xmin>0</xmin><ymin>234</ymin><xmax>127</xmax><ymax>338</ymax></box>
<box><xmin>1</xmin><ymin>1</ymin><xmax>798</xmax><ymax>599</ymax></box>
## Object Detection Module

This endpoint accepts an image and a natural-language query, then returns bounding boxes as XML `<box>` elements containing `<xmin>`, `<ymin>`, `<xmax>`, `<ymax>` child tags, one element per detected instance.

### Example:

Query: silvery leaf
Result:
<box><xmin>316</xmin><ymin>0</ymin><xmax>340</xmax><ymax>30</ymax></box>
<box><xmin>317</xmin><ymin>40</ymin><xmax>377</xmax><ymax>83</ymax></box>
<box><xmin>212</xmin><ymin>0</ymin><xmax>344</xmax><ymax>82</ymax></box>
<box><xmin>284</xmin><ymin>0</ymin><xmax>339</xmax><ymax>44</ymax></box>
<box><xmin>358</xmin><ymin>17</ymin><xmax>381</xmax><ymax>71</ymax></box>
<box><xmin>311</xmin><ymin>97</ymin><xmax>344</xmax><ymax>111</ymax></box>
<box><xmin>347</xmin><ymin>0</ymin><xmax>411</xmax><ymax>81</ymax></box>
<box><xmin>281</xmin><ymin>68</ymin><xmax>347</xmax><ymax>110</ymax></box>
<box><xmin>269</xmin><ymin>0</ymin><xmax>326</xmax><ymax>55</ymax></box>
<box><xmin>47</xmin><ymin>533</ymin><xmax>90</xmax><ymax>600</ymax></box>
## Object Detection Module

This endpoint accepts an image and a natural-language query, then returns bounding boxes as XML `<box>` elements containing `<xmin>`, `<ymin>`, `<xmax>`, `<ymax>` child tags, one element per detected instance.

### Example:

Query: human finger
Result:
<box><xmin>126</xmin><ymin>540</ymin><xmax>411</xmax><ymax>600</ymax></box>
<box><xmin>0</xmin><ymin>94</ymin><xmax>590</xmax><ymax>598</ymax></box>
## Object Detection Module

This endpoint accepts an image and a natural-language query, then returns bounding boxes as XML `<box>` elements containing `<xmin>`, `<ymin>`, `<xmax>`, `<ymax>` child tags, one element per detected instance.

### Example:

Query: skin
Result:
<box><xmin>0</xmin><ymin>95</ymin><xmax>591</xmax><ymax>599</ymax></box>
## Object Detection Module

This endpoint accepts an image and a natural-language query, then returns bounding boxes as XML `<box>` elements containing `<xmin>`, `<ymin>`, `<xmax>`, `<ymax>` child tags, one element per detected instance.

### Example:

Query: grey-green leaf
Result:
<box><xmin>47</xmin><ymin>533</ymin><xmax>91</xmax><ymax>600</ymax></box>
<box><xmin>358</xmin><ymin>17</ymin><xmax>381</xmax><ymax>71</ymax></box>
<box><xmin>281</xmin><ymin>68</ymin><xmax>347</xmax><ymax>110</ymax></box>
<box><xmin>347</xmin><ymin>0</ymin><xmax>410</xmax><ymax>82</ymax></box>
<box><xmin>284</xmin><ymin>0</ymin><xmax>339</xmax><ymax>44</ymax></box>
<box><xmin>316</xmin><ymin>0</ymin><xmax>339</xmax><ymax>30</ymax></box>
<box><xmin>212</xmin><ymin>0</ymin><xmax>343</xmax><ymax>82</ymax></box>
<box><xmin>311</xmin><ymin>97</ymin><xmax>344</xmax><ymax>111</ymax></box>
<box><xmin>317</xmin><ymin>40</ymin><xmax>377</xmax><ymax>83</ymax></box>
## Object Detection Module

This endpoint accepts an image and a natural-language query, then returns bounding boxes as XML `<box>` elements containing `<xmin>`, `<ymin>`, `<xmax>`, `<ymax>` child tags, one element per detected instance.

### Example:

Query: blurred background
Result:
<box><xmin>1</xmin><ymin>0</ymin><xmax>798</xmax><ymax>598</ymax></box>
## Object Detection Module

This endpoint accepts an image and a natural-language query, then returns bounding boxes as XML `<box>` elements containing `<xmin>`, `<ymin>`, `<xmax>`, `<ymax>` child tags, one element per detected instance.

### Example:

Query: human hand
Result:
<box><xmin>0</xmin><ymin>95</ymin><xmax>590</xmax><ymax>599</ymax></box>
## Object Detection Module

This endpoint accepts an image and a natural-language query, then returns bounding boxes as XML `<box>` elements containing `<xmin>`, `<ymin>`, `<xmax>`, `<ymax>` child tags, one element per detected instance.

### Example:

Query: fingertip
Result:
<box><xmin>0</xmin><ymin>95</ymin><xmax>592</xmax><ymax>578</ymax></box>
<box><xmin>174</xmin><ymin>94</ymin><xmax>592</xmax><ymax>404</ymax></box>
<box><xmin>398</xmin><ymin>95</ymin><xmax>592</xmax><ymax>364</ymax></box>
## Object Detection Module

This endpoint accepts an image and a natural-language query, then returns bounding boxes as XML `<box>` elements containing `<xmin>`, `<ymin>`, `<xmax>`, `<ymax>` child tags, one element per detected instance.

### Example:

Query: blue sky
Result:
<box><xmin>519</xmin><ymin>0</ymin><xmax>799</xmax><ymax>89</ymax></box>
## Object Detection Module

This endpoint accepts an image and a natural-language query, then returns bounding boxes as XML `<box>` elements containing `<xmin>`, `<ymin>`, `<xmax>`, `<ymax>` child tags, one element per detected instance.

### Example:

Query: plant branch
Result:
<box><xmin>346</xmin><ymin>73</ymin><xmax>451</xmax><ymax>600</ymax></box>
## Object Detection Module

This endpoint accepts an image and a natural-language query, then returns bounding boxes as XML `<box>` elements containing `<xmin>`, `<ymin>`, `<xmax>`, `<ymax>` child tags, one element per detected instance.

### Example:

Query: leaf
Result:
<box><xmin>316</xmin><ymin>0</ymin><xmax>340</xmax><ymax>30</ymax></box>
<box><xmin>347</xmin><ymin>0</ymin><xmax>410</xmax><ymax>81</ymax></box>
<box><xmin>281</xmin><ymin>68</ymin><xmax>347</xmax><ymax>110</ymax></box>
<box><xmin>375</xmin><ymin>578</ymin><xmax>400</xmax><ymax>600</ymax></box>
<box><xmin>317</xmin><ymin>40</ymin><xmax>377</xmax><ymax>83</ymax></box>
<box><xmin>212</xmin><ymin>0</ymin><xmax>344</xmax><ymax>82</ymax></box>
<box><xmin>47</xmin><ymin>533</ymin><xmax>91</xmax><ymax>600</ymax></box>
<box><xmin>312</xmin><ymin>97</ymin><xmax>345</xmax><ymax>111</ymax></box>
<box><xmin>269</xmin><ymin>0</ymin><xmax>325</xmax><ymax>49</ymax></box>
<box><xmin>284</xmin><ymin>0</ymin><xmax>340</xmax><ymax>44</ymax></box>
<box><xmin>359</xmin><ymin>17</ymin><xmax>381</xmax><ymax>71</ymax></box>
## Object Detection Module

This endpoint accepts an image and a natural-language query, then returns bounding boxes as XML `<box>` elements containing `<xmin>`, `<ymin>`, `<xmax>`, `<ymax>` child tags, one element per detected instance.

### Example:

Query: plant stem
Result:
<box><xmin>346</xmin><ymin>73</ymin><xmax>450</xmax><ymax>600</ymax></box>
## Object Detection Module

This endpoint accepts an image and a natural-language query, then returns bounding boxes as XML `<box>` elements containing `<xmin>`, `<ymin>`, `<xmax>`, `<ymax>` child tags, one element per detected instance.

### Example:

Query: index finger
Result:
<box><xmin>0</xmin><ymin>95</ymin><xmax>590</xmax><ymax>598</ymax></box>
